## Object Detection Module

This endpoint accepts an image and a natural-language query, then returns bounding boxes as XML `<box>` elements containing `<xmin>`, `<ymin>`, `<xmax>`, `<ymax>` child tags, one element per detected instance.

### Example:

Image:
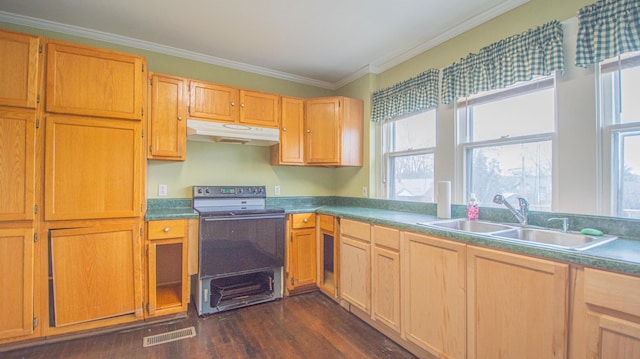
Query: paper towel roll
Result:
<box><xmin>437</xmin><ymin>181</ymin><xmax>451</xmax><ymax>219</ymax></box>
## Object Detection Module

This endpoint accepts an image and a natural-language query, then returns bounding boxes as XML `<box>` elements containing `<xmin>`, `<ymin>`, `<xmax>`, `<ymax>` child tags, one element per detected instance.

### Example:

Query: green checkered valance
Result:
<box><xmin>441</xmin><ymin>20</ymin><xmax>564</xmax><ymax>105</ymax></box>
<box><xmin>371</xmin><ymin>68</ymin><xmax>439</xmax><ymax>122</ymax></box>
<box><xmin>576</xmin><ymin>0</ymin><xmax>640</xmax><ymax>67</ymax></box>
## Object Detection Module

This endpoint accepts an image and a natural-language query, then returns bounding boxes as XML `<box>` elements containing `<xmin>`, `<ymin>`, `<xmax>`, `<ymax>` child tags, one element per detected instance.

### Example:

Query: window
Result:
<box><xmin>458</xmin><ymin>77</ymin><xmax>555</xmax><ymax>210</ymax></box>
<box><xmin>601</xmin><ymin>52</ymin><xmax>640</xmax><ymax>218</ymax></box>
<box><xmin>383</xmin><ymin>110</ymin><xmax>436</xmax><ymax>202</ymax></box>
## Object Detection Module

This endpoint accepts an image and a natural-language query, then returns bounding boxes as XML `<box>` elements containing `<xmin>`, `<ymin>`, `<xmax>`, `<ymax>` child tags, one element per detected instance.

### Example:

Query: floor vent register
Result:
<box><xmin>142</xmin><ymin>326</ymin><xmax>197</xmax><ymax>347</ymax></box>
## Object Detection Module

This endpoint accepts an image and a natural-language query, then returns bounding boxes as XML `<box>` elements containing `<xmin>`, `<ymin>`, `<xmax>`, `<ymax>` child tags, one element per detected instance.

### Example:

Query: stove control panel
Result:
<box><xmin>193</xmin><ymin>185</ymin><xmax>266</xmax><ymax>198</ymax></box>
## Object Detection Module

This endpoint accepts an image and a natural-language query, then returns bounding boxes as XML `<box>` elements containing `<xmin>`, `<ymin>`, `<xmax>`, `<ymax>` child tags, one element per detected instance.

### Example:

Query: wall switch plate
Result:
<box><xmin>274</xmin><ymin>185</ymin><xmax>281</xmax><ymax>196</ymax></box>
<box><xmin>158</xmin><ymin>184</ymin><xmax>168</xmax><ymax>197</ymax></box>
<box><xmin>362</xmin><ymin>186</ymin><xmax>368</xmax><ymax>197</ymax></box>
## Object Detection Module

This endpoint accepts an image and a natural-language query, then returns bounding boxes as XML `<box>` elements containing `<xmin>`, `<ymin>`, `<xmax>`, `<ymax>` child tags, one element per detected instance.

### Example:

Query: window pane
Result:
<box><xmin>618</xmin><ymin>132</ymin><xmax>640</xmax><ymax>218</ymax></box>
<box><xmin>620</xmin><ymin>66</ymin><xmax>640</xmax><ymax>124</ymax></box>
<box><xmin>470</xmin><ymin>88</ymin><xmax>555</xmax><ymax>141</ymax></box>
<box><xmin>469</xmin><ymin>141</ymin><xmax>552</xmax><ymax>211</ymax></box>
<box><xmin>388</xmin><ymin>110</ymin><xmax>436</xmax><ymax>151</ymax></box>
<box><xmin>390</xmin><ymin>153</ymin><xmax>434</xmax><ymax>202</ymax></box>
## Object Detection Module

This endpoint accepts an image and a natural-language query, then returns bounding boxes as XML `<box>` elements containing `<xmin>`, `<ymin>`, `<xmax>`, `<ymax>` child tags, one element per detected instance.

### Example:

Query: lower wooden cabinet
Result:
<box><xmin>146</xmin><ymin>219</ymin><xmax>189</xmax><ymax>317</ymax></box>
<box><xmin>339</xmin><ymin>219</ymin><xmax>371</xmax><ymax>314</ymax></box>
<box><xmin>286</xmin><ymin>213</ymin><xmax>317</xmax><ymax>294</ymax></box>
<box><xmin>0</xmin><ymin>227</ymin><xmax>34</xmax><ymax>341</ymax></box>
<box><xmin>467</xmin><ymin>245</ymin><xmax>569</xmax><ymax>359</ymax></box>
<box><xmin>402</xmin><ymin>232</ymin><xmax>466</xmax><ymax>358</ymax></box>
<box><xmin>371</xmin><ymin>225</ymin><xmax>401</xmax><ymax>334</ymax></box>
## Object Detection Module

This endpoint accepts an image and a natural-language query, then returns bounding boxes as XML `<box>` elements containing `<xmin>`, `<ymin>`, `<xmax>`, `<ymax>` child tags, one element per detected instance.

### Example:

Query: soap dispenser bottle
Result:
<box><xmin>467</xmin><ymin>193</ymin><xmax>479</xmax><ymax>221</ymax></box>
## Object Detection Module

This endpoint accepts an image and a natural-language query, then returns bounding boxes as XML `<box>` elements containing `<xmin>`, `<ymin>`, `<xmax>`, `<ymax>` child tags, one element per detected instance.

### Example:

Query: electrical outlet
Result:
<box><xmin>362</xmin><ymin>186</ymin><xmax>368</xmax><ymax>197</ymax></box>
<box><xmin>158</xmin><ymin>184</ymin><xmax>168</xmax><ymax>197</ymax></box>
<box><xmin>274</xmin><ymin>185</ymin><xmax>281</xmax><ymax>196</ymax></box>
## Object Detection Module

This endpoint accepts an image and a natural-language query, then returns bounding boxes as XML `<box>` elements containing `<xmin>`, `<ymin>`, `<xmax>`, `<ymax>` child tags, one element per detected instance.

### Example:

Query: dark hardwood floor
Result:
<box><xmin>4</xmin><ymin>292</ymin><xmax>417</xmax><ymax>358</ymax></box>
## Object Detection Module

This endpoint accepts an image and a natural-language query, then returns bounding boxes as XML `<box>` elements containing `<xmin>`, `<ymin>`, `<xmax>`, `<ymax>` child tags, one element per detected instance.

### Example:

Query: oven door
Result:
<box><xmin>199</xmin><ymin>213</ymin><xmax>285</xmax><ymax>278</ymax></box>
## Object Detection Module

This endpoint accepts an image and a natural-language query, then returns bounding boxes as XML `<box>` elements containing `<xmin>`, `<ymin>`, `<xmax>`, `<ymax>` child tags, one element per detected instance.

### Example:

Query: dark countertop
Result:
<box><xmin>144</xmin><ymin>200</ymin><xmax>640</xmax><ymax>276</ymax></box>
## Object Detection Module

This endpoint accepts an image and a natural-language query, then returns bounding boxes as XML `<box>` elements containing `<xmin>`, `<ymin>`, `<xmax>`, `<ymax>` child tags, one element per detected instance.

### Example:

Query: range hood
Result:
<box><xmin>186</xmin><ymin>119</ymin><xmax>279</xmax><ymax>146</ymax></box>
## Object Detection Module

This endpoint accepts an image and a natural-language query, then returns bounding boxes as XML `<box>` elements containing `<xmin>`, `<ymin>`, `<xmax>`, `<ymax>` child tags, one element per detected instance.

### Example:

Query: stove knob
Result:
<box><xmin>237</xmin><ymin>188</ymin><xmax>243</xmax><ymax>193</ymax></box>
<box><xmin>204</xmin><ymin>188</ymin><xmax>211</xmax><ymax>195</ymax></box>
<box><xmin>197</xmin><ymin>188</ymin><xmax>203</xmax><ymax>194</ymax></box>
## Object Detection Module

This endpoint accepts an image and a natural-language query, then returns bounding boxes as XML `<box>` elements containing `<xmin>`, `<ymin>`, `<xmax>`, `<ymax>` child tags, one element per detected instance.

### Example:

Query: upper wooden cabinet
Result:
<box><xmin>304</xmin><ymin>96</ymin><xmax>363</xmax><ymax>166</ymax></box>
<box><xmin>189</xmin><ymin>80</ymin><xmax>239</xmax><ymax>123</ymax></box>
<box><xmin>239</xmin><ymin>89</ymin><xmax>280</xmax><ymax>128</ymax></box>
<box><xmin>189</xmin><ymin>80</ymin><xmax>280</xmax><ymax>128</ymax></box>
<box><xmin>0</xmin><ymin>109</ymin><xmax>36</xmax><ymax>222</ymax></box>
<box><xmin>148</xmin><ymin>73</ymin><xmax>187</xmax><ymax>161</ymax></box>
<box><xmin>45</xmin><ymin>40</ymin><xmax>146</xmax><ymax>120</ymax></box>
<box><xmin>271</xmin><ymin>96</ymin><xmax>304</xmax><ymax>165</ymax></box>
<box><xmin>0</xmin><ymin>30</ymin><xmax>41</xmax><ymax>109</ymax></box>
<box><xmin>44</xmin><ymin>115</ymin><xmax>142</xmax><ymax>220</ymax></box>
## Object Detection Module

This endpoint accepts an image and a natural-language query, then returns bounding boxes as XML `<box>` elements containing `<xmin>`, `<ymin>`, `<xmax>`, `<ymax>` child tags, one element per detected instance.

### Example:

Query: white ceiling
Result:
<box><xmin>0</xmin><ymin>0</ymin><xmax>528</xmax><ymax>89</ymax></box>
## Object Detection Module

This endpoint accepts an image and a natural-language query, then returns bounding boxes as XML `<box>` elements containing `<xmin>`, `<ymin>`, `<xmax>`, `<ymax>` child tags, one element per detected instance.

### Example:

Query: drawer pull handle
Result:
<box><xmin>163</xmin><ymin>227</ymin><xmax>170</xmax><ymax>232</ymax></box>
<box><xmin>303</xmin><ymin>218</ymin><xmax>308</xmax><ymax>223</ymax></box>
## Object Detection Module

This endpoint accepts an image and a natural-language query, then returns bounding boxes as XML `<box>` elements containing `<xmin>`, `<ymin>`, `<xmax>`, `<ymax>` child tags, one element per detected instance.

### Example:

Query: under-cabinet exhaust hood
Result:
<box><xmin>186</xmin><ymin>119</ymin><xmax>279</xmax><ymax>146</ymax></box>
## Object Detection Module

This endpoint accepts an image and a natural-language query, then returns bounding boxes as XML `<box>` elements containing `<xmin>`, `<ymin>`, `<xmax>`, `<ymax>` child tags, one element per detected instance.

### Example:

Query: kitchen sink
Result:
<box><xmin>418</xmin><ymin>219</ymin><xmax>513</xmax><ymax>233</ymax></box>
<box><xmin>492</xmin><ymin>227</ymin><xmax>617</xmax><ymax>251</ymax></box>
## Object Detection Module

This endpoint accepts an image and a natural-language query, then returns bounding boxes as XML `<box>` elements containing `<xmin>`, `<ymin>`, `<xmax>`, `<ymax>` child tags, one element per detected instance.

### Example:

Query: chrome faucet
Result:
<box><xmin>493</xmin><ymin>194</ymin><xmax>529</xmax><ymax>225</ymax></box>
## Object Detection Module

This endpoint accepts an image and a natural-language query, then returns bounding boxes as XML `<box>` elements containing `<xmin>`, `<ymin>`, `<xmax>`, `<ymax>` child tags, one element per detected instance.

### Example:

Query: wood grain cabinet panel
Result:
<box><xmin>0</xmin><ymin>109</ymin><xmax>36</xmax><ymax>221</ymax></box>
<box><xmin>44</xmin><ymin>115</ymin><xmax>142</xmax><ymax>220</ymax></box>
<box><xmin>239</xmin><ymin>90</ymin><xmax>279</xmax><ymax>128</ymax></box>
<box><xmin>286</xmin><ymin>213</ymin><xmax>317</xmax><ymax>293</ymax></box>
<box><xmin>371</xmin><ymin>225</ymin><xmax>400</xmax><ymax>334</ymax></box>
<box><xmin>148</xmin><ymin>73</ymin><xmax>187</xmax><ymax>160</ymax></box>
<box><xmin>46</xmin><ymin>41</ymin><xmax>145</xmax><ymax>120</ymax></box>
<box><xmin>0</xmin><ymin>228</ymin><xmax>34</xmax><ymax>340</ymax></box>
<box><xmin>189</xmin><ymin>80</ymin><xmax>239</xmax><ymax>123</ymax></box>
<box><xmin>271</xmin><ymin>96</ymin><xmax>304</xmax><ymax>165</ymax></box>
<box><xmin>340</xmin><ymin>219</ymin><xmax>371</xmax><ymax>314</ymax></box>
<box><xmin>0</xmin><ymin>29</ymin><xmax>41</xmax><ymax>109</ymax></box>
<box><xmin>467</xmin><ymin>246</ymin><xmax>568</xmax><ymax>359</ymax></box>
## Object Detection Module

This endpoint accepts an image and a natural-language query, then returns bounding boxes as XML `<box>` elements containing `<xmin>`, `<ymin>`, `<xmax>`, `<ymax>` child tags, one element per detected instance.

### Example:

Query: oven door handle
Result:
<box><xmin>203</xmin><ymin>214</ymin><xmax>285</xmax><ymax>221</ymax></box>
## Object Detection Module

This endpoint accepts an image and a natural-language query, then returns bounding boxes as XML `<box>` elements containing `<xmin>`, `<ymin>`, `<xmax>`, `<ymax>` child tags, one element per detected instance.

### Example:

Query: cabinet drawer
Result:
<box><xmin>341</xmin><ymin>219</ymin><xmax>370</xmax><ymax>242</ymax></box>
<box><xmin>319</xmin><ymin>214</ymin><xmax>335</xmax><ymax>232</ymax></box>
<box><xmin>148</xmin><ymin>219</ymin><xmax>187</xmax><ymax>240</ymax></box>
<box><xmin>584</xmin><ymin>268</ymin><xmax>640</xmax><ymax>317</ymax></box>
<box><xmin>372</xmin><ymin>225</ymin><xmax>399</xmax><ymax>250</ymax></box>
<box><xmin>291</xmin><ymin>213</ymin><xmax>315</xmax><ymax>229</ymax></box>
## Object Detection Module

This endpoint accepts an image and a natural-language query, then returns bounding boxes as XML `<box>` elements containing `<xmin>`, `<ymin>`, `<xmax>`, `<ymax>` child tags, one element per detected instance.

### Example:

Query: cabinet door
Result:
<box><xmin>49</xmin><ymin>222</ymin><xmax>143</xmax><ymax>327</ymax></box>
<box><xmin>148</xmin><ymin>73</ymin><xmax>187</xmax><ymax>160</ymax></box>
<box><xmin>0</xmin><ymin>30</ymin><xmax>41</xmax><ymax>109</ymax></box>
<box><xmin>272</xmin><ymin>96</ymin><xmax>304</xmax><ymax>165</ymax></box>
<box><xmin>44</xmin><ymin>115</ymin><xmax>142</xmax><ymax>220</ymax></box>
<box><xmin>239</xmin><ymin>90</ymin><xmax>279</xmax><ymax>128</ymax></box>
<box><xmin>46</xmin><ymin>41</ymin><xmax>145</xmax><ymax>120</ymax></box>
<box><xmin>371</xmin><ymin>243</ymin><xmax>400</xmax><ymax>333</ymax></box>
<box><xmin>467</xmin><ymin>246</ymin><xmax>568</xmax><ymax>359</ymax></box>
<box><xmin>0</xmin><ymin>228</ymin><xmax>34</xmax><ymax>340</ymax></box>
<box><xmin>340</xmin><ymin>235</ymin><xmax>371</xmax><ymax>314</ymax></box>
<box><xmin>402</xmin><ymin>232</ymin><xmax>466</xmax><ymax>358</ymax></box>
<box><xmin>288</xmin><ymin>228</ymin><xmax>317</xmax><ymax>290</ymax></box>
<box><xmin>305</xmin><ymin>97</ymin><xmax>341</xmax><ymax>164</ymax></box>
<box><xmin>147</xmin><ymin>238</ymin><xmax>188</xmax><ymax>317</ymax></box>
<box><xmin>0</xmin><ymin>109</ymin><xmax>36</xmax><ymax>221</ymax></box>
<box><xmin>189</xmin><ymin>80</ymin><xmax>239</xmax><ymax>123</ymax></box>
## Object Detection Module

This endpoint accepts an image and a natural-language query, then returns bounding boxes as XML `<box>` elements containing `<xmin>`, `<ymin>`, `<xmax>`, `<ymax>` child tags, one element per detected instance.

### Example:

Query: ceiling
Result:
<box><xmin>0</xmin><ymin>0</ymin><xmax>528</xmax><ymax>89</ymax></box>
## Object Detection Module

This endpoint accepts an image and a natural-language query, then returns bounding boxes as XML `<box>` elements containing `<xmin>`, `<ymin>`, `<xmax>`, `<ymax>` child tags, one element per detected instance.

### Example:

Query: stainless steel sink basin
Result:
<box><xmin>418</xmin><ymin>219</ymin><xmax>513</xmax><ymax>233</ymax></box>
<box><xmin>492</xmin><ymin>228</ymin><xmax>617</xmax><ymax>250</ymax></box>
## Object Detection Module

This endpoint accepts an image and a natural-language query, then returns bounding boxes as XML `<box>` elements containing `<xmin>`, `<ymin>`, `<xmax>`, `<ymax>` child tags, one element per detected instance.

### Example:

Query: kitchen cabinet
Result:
<box><xmin>402</xmin><ymin>232</ymin><xmax>466</xmax><ymax>358</ymax></box>
<box><xmin>339</xmin><ymin>219</ymin><xmax>371</xmax><ymax>314</ymax></box>
<box><xmin>305</xmin><ymin>96</ymin><xmax>363</xmax><ymax>166</ymax></box>
<box><xmin>44</xmin><ymin>115</ymin><xmax>142</xmax><ymax>220</ymax></box>
<box><xmin>0</xmin><ymin>109</ymin><xmax>36</xmax><ymax>222</ymax></box>
<box><xmin>146</xmin><ymin>219</ymin><xmax>189</xmax><ymax>317</ymax></box>
<box><xmin>286</xmin><ymin>213</ymin><xmax>317</xmax><ymax>294</ymax></box>
<box><xmin>317</xmin><ymin>214</ymin><xmax>339</xmax><ymax>298</ymax></box>
<box><xmin>569</xmin><ymin>267</ymin><xmax>640</xmax><ymax>358</ymax></box>
<box><xmin>467</xmin><ymin>245</ymin><xmax>568</xmax><ymax>359</ymax></box>
<box><xmin>271</xmin><ymin>96</ymin><xmax>304</xmax><ymax>165</ymax></box>
<box><xmin>239</xmin><ymin>89</ymin><xmax>280</xmax><ymax>128</ymax></box>
<box><xmin>0</xmin><ymin>29</ymin><xmax>41</xmax><ymax>109</ymax></box>
<box><xmin>189</xmin><ymin>80</ymin><xmax>280</xmax><ymax>128</ymax></box>
<box><xmin>371</xmin><ymin>225</ymin><xmax>401</xmax><ymax>334</ymax></box>
<box><xmin>0</xmin><ymin>228</ymin><xmax>34</xmax><ymax>341</ymax></box>
<box><xmin>148</xmin><ymin>73</ymin><xmax>187</xmax><ymax>161</ymax></box>
<box><xmin>45</xmin><ymin>40</ymin><xmax>145</xmax><ymax>120</ymax></box>
<box><xmin>48</xmin><ymin>221</ymin><xmax>143</xmax><ymax>328</ymax></box>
